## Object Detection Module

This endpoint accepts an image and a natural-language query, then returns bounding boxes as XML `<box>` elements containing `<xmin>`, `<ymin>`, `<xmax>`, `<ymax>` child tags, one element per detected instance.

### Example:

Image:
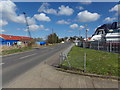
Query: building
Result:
<box><xmin>35</xmin><ymin>41</ymin><xmax>46</xmax><ymax>45</ymax></box>
<box><xmin>0</xmin><ymin>34</ymin><xmax>32</xmax><ymax>46</ymax></box>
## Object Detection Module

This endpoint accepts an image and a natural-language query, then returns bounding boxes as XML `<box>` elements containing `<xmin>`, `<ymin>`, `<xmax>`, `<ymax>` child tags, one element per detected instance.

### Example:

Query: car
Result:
<box><xmin>61</xmin><ymin>41</ymin><xmax>65</xmax><ymax>43</ymax></box>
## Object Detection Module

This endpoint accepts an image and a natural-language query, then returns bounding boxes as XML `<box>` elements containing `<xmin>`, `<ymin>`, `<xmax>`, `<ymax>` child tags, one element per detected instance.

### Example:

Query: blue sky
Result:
<box><xmin>0</xmin><ymin>1</ymin><xmax>119</xmax><ymax>39</ymax></box>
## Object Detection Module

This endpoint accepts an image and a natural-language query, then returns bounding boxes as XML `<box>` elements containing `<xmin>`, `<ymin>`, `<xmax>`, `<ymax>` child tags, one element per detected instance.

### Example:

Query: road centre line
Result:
<box><xmin>19</xmin><ymin>53</ymin><xmax>37</xmax><ymax>59</ymax></box>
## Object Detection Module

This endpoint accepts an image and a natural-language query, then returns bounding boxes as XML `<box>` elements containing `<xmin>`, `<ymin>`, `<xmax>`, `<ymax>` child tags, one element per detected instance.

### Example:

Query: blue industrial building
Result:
<box><xmin>36</xmin><ymin>41</ymin><xmax>46</xmax><ymax>45</ymax></box>
<box><xmin>0</xmin><ymin>38</ymin><xmax>18</xmax><ymax>46</ymax></box>
<box><xmin>0</xmin><ymin>34</ymin><xmax>32</xmax><ymax>46</ymax></box>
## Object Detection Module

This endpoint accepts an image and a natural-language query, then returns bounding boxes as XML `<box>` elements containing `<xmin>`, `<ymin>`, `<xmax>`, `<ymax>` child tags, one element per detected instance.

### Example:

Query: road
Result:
<box><xmin>2</xmin><ymin>42</ymin><xmax>71</xmax><ymax>87</ymax></box>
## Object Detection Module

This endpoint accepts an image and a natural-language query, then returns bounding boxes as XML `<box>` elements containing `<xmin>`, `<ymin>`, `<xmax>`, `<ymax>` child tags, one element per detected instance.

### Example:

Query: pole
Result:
<box><xmin>52</xmin><ymin>28</ymin><xmax>54</xmax><ymax>44</ymax></box>
<box><xmin>79</xmin><ymin>30</ymin><xmax>80</xmax><ymax>38</ymax></box>
<box><xmin>98</xmin><ymin>41</ymin><xmax>99</xmax><ymax>50</ymax></box>
<box><xmin>110</xmin><ymin>42</ymin><xmax>112</xmax><ymax>52</ymax></box>
<box><xmin>84</xmin><ymin>52</ymin><xmax>86</xmax><ymax>72</ymax></box>
<box><xmin>86</xmin><ymin>29</ymin><xmax>88</xmax><ymax>42</ymax></box>
<box><xmin>85</xmin><ymin>29</ymin><xmax>87</xmax><ymax>48</ymax></box>
<box><xmin>23</xmin><ymin>12</ymin><xmax>32</xmax><ymax>38</ymax></box>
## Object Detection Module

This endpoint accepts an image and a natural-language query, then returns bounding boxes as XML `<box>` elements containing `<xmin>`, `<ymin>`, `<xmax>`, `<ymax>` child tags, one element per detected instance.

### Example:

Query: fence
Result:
<box><xmin>58</xmin><ymin>41</ymin><xmax>119</xmax><ymax>77</ymax></box>
<box><xmin>79</xmin><ymin>41</ymin><xmax>120</xmax><ymax>53</ymax></box>
<box><xmin>59</xmin><ymin>43</ymin><xmax>74</xmax><ymax>67</ymax></box>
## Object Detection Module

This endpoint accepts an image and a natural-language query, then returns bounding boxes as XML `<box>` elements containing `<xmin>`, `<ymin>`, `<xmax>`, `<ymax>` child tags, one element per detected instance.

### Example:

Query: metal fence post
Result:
<box><xmin>84</xmin><ymin>52</ymin><xmax>86</xmax><ymax>72</ymax></box>
<box><xmin>90</xmin><ymin>43</ymin><xmax>91</xmax><ymax>49</ymax></box>
<box><xmin>59</xmin><ymin>53</ymin><xmax>62</xmax><ymax>65</ymax></box>
<box><xmin>110</xmin><ymin>42</ymin><xmax>112</xmax><ymax>52</ymax></box>
<box><xmin>85</xmin><ymin>41</ymin><xmax>118</xmax><ymax>53</ymax></box>
<box><xmin>98</xmin><ymin>41</ymin><xmax>99</xmax><ymax>50</ymax></box>
<box><xmin>66</xmin><ymin>56</ymin><xmax>71</xmax><ymax>68</ymax></box>
<box><xmin>83</xmin><ymin>42</ymin><xmax>85</xmax><ymax>48</ymax></box>
<box><xmin>107</xmin><ymin>43</ymin><xmax>109</xmax><ymax>52</ymax></box>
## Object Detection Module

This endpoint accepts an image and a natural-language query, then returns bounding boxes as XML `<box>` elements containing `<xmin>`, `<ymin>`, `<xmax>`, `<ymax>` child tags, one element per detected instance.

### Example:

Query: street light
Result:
<box><xmin>79</xmin><ymin>24</ymin><xmax>88</xmax><ymax>39</ymax></box>
<box><xmin>86</xmin><ymin>29</ymin><xmax>89</xmax><ymax>41</ymax></box>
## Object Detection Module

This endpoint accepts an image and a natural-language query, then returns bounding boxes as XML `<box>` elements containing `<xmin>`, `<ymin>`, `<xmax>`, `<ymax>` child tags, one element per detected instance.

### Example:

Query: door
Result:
<box><xmin>7</xmin><ymin>42</ymin><xmax>10</xmax><ymax>46</ymax></box>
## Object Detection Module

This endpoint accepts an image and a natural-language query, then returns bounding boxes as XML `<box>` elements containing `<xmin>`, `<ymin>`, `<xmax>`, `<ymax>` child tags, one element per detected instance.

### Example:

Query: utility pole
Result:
<box><xmin>23</xmin><ymin>12</ymin><xmax>32</xmax><ymax>38</ymax></box>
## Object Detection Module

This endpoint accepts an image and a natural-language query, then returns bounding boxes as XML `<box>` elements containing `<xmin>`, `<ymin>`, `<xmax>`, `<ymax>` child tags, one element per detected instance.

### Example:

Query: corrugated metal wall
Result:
<box><xmin>0</xmin><ymin>38</ymin><xmax>19</xmax><ymax>46</ymax></box>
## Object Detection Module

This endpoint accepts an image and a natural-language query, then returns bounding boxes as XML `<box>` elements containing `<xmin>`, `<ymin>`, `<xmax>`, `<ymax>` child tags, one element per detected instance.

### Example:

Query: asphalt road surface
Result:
<box><xmin>2</xmin><ymin>42</ymin><xmax>72</xmax><ymax>86</ymax></box>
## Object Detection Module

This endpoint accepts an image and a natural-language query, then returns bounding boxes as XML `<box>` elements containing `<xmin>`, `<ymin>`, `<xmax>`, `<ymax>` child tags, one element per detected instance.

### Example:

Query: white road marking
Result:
<box><xmin>19</xmin><ymin>53</ymin><xmax>37</xmax><ymax>59</ymax></box>
<box><xmin>0</xmin><ymin>63</ymin><xmax>4</xmax><ymax>65</ymax></box>
<box><xmin>43</xmin><ymin>47</ymin><xmax>47</xmax><ymax>48</ymax></box>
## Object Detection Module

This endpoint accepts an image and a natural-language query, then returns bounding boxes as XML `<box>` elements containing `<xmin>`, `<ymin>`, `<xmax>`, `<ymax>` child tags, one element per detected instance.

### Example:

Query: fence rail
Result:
<box><xmin>79</xmin><ymin>41</ymin><xmax>120</xmax><ymax>53</ymax></box>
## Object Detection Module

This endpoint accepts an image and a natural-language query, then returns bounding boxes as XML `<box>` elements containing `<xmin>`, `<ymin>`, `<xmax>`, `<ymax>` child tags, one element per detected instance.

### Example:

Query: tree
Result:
<box><xmin>34</xmin><ymin>37</ymin><xmax>43</xmax><ymax>41</ymax></box>
<box><xmin>47</xmin><ymin>33</ymin><xmax>59</xmax><ymax>44</ymax></box>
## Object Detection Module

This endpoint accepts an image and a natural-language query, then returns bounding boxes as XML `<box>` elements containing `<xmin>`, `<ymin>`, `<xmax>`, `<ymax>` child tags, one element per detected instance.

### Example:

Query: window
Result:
<box><xmin>108</xmin><ymin>29</ymin><xmax>120</xmax><ymax>33</ymax></box>
<box><xmin>98</xmin><ymin>31</ymin><xmax>103</xmax><ymax>35</ymax></box>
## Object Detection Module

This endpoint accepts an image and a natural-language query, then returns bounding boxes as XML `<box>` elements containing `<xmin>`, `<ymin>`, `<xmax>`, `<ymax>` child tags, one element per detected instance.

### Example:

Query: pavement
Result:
<box><xmin>2</xmin><ymin>42</ymin><xmax>119</xmax><ymax>88</ymax></box>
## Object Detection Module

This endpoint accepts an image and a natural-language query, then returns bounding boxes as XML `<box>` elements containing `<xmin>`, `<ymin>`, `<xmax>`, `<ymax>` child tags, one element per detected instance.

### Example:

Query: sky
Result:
<box><xmin>0</xmin><ymin>0</ymin><xmax>119</xmax><ymax>39</ymax></box>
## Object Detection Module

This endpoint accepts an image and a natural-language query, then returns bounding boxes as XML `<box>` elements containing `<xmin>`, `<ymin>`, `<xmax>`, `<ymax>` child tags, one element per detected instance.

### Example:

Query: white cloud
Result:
<box><xmin>28</xmin><ymin>25</ymin><xmax>40</xmax><ymax>31</ymax></box>
<box><xmin>70</xmin><ymin>24</ymin><xmax>78</xmax><ymax>29</ymax></box>
<box><xmin>44</xmin><ymin>9</ymin><xmax>57</xmax><ymax>15</ymax></box>
<box><xmin>56</xmin><ymin>20</ymin><xmax>70</xmax><ymax>24</ymax></box>
<box><xmin>39</xmin><ymin>25</ymin><xmax>49</xmax><ymax>31</ymax></box>
<box><xmin>27</xmin><ymin>17</ymin><xmax>36</xmax><ymax>25</ymax></box>
<box><xmin>104</xmin><ymin>17</ymin><xmax>116</xmax><ymax>22</ymax></box>
<box><xmin>25</xmin><ymin>24</ymin><xmax>49</xmax><ymax>31</ymax></box>
<box><xmin>0</xmin><ymin>30</ymin><xmax>6</xmax><ymax>33</ymax></box>
<box><xmin>0</xmin><ymin>0</ymin><xmax>25</xmax><ymax>23</ymax></box>
<box><xmin>0</xmin><ymin>0</ymin><xmax>36</xmax><ymax>25</ymax></box>
<box><xmin>38</xmin><ymin>3</ymin><xmax>74</xmax><ymax>16</ymax></box>
<box><xmin>80</xmin><ymin>0</ymin><xmax>92</xmax><ymax>5</ymax></box>
<box><xmin>0</xmin><ymin>19</ymin><xmax>8</xmax><ymax>26</ymax></box>
<box><xmin>58</xmin><ymin>5</ymin><xmax>74</xmax><ymax>16</ymax></box>
<box><xmin>76</xmin><ymin>6</ymin><xmax>84</xmax><ymax>10</ymax></box>
<box><xmin>39</xmin><ymin>25</ymin><xmax>44</xmax><ymax>29</ymax></box>
<box><xmin>77</xmin><ymin>10</ymin><xmax>100</xmax><ymax>22</ymax></box>
<box><xmin>79</xmin><ymin>25</ymin><xmax>85</xmax><ymax>30</ymax></box>
<box><xmin>109</xmin><ymin>4</ymin><xmax>119</xmax><ymax>12</ymax></box>
<box><xmin>34</xmin><ymin>13</ymin><xmax>51</xmax><ymax>22</ymax></box>
<box><xmin>44</xmin><ymin>28</ymin><xmax>49</xmax><ymax>31</ymax></box>
<box><xmin>38</xmin><ymin>3</ymin><xmax>57</xmax><ymax>15</ymax></box>
<box><xmin>109</xmin><ymin>4</ymin><xmax>120</xmax><ymax>16</ymax></box>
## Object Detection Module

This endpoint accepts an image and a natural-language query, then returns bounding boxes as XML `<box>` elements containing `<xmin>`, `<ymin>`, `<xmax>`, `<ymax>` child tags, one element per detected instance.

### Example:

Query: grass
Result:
<box><xmin>62</xmin><ymin>46</ymin><xmax>119</xmax><ymax>77</ymax></box>
<box><xmin>1</xmin><ymin>47</ymin><xmax>32</xmax><ymax>55</ymax></box>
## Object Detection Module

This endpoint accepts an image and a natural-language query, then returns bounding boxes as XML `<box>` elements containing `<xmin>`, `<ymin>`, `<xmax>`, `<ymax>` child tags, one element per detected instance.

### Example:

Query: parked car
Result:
<box><xmin>61</xmin><ymin>41</ymin><xmax>65</xmax><ymax>43</ymax></box>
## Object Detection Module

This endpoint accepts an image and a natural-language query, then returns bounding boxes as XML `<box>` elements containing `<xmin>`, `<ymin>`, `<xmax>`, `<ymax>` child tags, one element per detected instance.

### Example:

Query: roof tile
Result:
<box><xmin>0</xmin><ymin>34</ymin><xmax>32</xmax><ymax>40</ymax></box>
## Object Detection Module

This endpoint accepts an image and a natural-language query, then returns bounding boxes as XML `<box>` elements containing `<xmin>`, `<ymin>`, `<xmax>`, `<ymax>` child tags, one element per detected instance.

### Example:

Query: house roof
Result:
<box><xmin>0</xmin><ymin>34</ymin><xmax>32</xmax><ymax>40</ymax></box>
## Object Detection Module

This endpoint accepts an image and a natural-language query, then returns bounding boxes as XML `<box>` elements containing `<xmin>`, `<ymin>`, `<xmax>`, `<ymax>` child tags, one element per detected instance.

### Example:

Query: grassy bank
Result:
<box><xmin>62</xmin><ymin>46</ymin><xmax>119</xmax><ymax>77</ymax></box>
<box><xmin>1</xmin><ymin>47</ymin><xmax>32</xmax><ymax>55</ymax></box>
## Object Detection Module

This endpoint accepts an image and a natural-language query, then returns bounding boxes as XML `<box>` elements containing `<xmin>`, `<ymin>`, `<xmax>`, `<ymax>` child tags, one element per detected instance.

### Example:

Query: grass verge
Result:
<box><xmin>62</xmin><ymin>46</ymin><xmax>119</xmax><ymax>77</ymax></box>
<box><xmin>1</xmin><ymin>47</ymin><xmax>32</xmax><ymax>55</ymax></box>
